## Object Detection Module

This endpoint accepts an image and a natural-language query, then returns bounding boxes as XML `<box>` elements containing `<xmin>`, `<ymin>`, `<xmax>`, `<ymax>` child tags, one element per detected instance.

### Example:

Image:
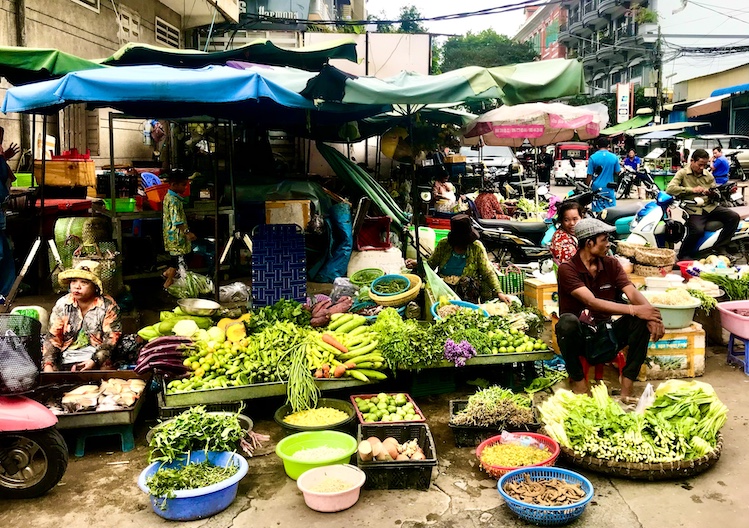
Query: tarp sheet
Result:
<box><xmin>0</xmin><ymin>47</ymin><xmax>104</xmax><ymax>85</ymax></box>
<box><xmin>601</xmin><ymin>114</ymin><xmax>652</xmax><ymax>135</ymax></box>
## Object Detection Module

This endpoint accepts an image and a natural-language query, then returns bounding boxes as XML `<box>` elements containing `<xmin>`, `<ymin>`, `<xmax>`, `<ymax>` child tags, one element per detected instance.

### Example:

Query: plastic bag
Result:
<box><xmin>167</xmin><ymin>261</ymin><xmax>214</xmax><ymax>299</ymax></box>
<box><xmin>219</xmin><ymin>282</ymin><xmax>251</xmax><ymax>303</ymax></box>
<box><xmin>423</xmin><ymin>265</ymin><xmax>459</xmax><ymax>301</ymax></box>
<box><xmin>635</xmin><ymin>383</ymin><xmax>656</xmax><ymax>414</ymax></box>
<box><xmin>499</xmin><ymin>431</ymin><xmax>547</xmax><ymax>450</ymax></box>
<box><xmin>0</xmin><ymin>330</ymin><xmax>38</xmax><ymax>393</ymax></box>
<box><xmin>330</xmin><ymin>277</ymin><xmax>358</xmax><ymax>303</ymax></box>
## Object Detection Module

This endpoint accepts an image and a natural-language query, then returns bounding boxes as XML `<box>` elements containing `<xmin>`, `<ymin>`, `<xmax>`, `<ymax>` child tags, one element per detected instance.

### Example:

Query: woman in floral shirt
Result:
<box><xmin>42</xmin><ymin>260</ymin><xmax>121</xmax><ymax>371</ymax></box>
<box><xmin>550</xmin><ymin>202</ymin><xmax>584</xmax><ymax>264</ymax></box>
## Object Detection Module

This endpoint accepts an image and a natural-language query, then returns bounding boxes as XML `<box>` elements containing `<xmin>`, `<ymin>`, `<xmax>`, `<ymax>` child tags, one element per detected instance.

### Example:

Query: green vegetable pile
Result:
<box><xmin>245</xmin><ymin>300</ymin><xmax>311</xmax><ymax>333</ymax></box>
<box><xmin>146</xmin><ymin>458</ymin><xmax>238</xmax><ymax>507</ymax></box>
<box><xmin>372</xmin><ymin>277</ymin><xmax>408</xmax><ymax>295</ymax></box>
<box><xmin>166</xmin><ymin>272</ymin><xmax>214</xmax><ymax>299</ymax></box>
<box><xmin>539</xmin><ymin>380</ymin><xmax>728</xmax><ymax>463</ymax></box>
<box><xmin>686</xmin><ymin>289</ymin><xmax>718</xmax><ymax>314</ymax></box>
<box><xmin>371</xmin><ymin>308</ymin><xmax>443</xmax><ymax>369</ymax></box>
<box><xmin>699</xmin><ymin>272</ymin><xmax>749</xmax><ymax>301</ymax></box>
<box><xmin>451</xmin><ymin>386</ymin><xmax>535</xmax><ymax>428</ymax></box>
<box><xmin>148</xmin><ymin>406</ymin><xmax>248</xmax><ymax>463</ymax></box>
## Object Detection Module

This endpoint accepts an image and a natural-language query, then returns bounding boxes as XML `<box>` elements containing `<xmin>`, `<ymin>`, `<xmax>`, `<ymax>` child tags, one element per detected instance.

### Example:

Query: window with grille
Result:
<box><xmin>119</xmin><ymin>7</ymin><xmax>141</xmax><ymax>43</ymax></box>
<box><xmin>70</xmin><ymin>0</ymin><xmax>99</xmax><ymax>12</ymax></box>
<box><xmin>156</xmin><ymin>17</ymin><xmax>181</xmax><ymax>48</ymax></box>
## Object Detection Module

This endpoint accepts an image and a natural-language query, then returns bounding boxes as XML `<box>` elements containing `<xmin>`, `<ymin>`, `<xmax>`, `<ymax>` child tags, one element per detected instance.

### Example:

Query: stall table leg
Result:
<box><xmin>73</xmin><ymin>424</ymin><xmax>135</xmax><ymax>457</ymax></box>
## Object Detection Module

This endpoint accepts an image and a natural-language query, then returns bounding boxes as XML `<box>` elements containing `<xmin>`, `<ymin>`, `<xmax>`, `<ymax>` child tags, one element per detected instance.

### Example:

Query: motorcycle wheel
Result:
<box><xmin>616</xmin><ymin>183</ymin><xmax>631</xmax><ymax>200</ymax></box>
<box><xmin>0</xmin><ymin>429</ymin><xmax>68</xmax><ymax>499</ymax></box>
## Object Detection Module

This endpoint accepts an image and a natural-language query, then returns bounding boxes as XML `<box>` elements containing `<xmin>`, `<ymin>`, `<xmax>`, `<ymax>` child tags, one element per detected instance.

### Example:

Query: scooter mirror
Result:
<box><xmin>420</xmin><ymin>191</ymin><xmax>432</xmax><ymax>202</ymax></box>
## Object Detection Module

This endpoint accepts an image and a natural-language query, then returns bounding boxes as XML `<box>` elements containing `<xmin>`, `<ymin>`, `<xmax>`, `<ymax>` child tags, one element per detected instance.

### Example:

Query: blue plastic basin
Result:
<box><xmin>431</xmin><ymin>300</ymin><xmax>489</xmax><ymax>320</ymax></box>
<box><xmin>138</xmin><ymin>451</ymin><xmax>248</xmax><ymax>521</ymax></box>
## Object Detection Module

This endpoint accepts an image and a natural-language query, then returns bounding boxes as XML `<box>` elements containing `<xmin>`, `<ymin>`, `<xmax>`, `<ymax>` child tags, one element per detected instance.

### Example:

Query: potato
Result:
<box><xmin>384</xmin><ymin>442</ymin><xmax>399</xmax><ymax>460</ymax></box>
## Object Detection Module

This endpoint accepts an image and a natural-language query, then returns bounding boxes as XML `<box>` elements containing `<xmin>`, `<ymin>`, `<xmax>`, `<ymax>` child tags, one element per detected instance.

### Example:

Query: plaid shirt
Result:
<box><xmin>42</xmin><ymin>294</ymin><xmax>121</xmax><ymax>368</ymax></box>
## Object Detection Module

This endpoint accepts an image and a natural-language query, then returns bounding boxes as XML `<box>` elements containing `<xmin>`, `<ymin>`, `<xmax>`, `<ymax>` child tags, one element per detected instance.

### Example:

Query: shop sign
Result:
<box><xmin>239</xmin><ymin>1</ymin><xmax>311</xmax><ymax>30</ymax></box>
<box><xmin>616</xmin><ymin>82</ymin><xmax>632</xmax><ymax>123</ymax></box>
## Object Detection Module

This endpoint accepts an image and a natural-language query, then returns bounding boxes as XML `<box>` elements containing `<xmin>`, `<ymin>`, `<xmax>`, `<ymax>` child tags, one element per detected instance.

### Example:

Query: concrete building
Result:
<box><xmin>513</xmin><ymin>4</ymin><xmax>566</xmax><ymax>61</ymax></box>
<box><xmin>0</xmin><ymin>0</ymin><xmax>238</xmax><ymax>166</ymax></box>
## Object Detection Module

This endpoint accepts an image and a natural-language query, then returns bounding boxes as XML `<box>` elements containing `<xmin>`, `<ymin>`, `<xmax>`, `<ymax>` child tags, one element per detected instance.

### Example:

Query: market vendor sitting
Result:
<box><xmin>432</xmin><ymin>172</ymin><xmax>457</xmax><ymax>213</ymax></box>
<box><xmin>406</xmin><ymin>214</ymin><xmax>511</xmax><ymax>304</ymax></box>
<box><xmin>555</xmin><ymin>218</ymin><xmax>665</xmax><ymax>401</ymax></box>
<box><xmin>474</xmin><ymin>189</ymin><xmax>511</xmax><ymax>220</ymax></box>
<box><xmin>42</xmin><ymin>260</ymin><xmax>122</xmax><ymax>372</ymax></box>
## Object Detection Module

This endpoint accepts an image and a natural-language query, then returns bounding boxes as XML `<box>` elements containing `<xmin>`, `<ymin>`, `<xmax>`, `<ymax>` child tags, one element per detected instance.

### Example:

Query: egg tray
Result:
<box><xmin>356</xmin><ymin>423</ymin><xmax>437</xmax><ymax>490</ymax></box>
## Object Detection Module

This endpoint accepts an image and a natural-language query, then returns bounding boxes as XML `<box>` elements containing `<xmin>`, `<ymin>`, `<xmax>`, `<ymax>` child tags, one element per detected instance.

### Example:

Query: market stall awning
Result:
<box><xmin>711</xmin><ymin>83</ymin><xmax>749</xmax><ymax>97</ymax></box>
<box><xmin>299</xmin><ymin>58</ymin><xmax>586</xmax><ymax>106</ymax></box>
<box><xmin>601</xmin><ymin>114</ymin><xmax>652</xmax><ymax>135</ymax></box>
<box><xmin>0</xmin><ymin>46</ymin><xmax>105</xmax><ymax>85</ymax></box>
<box><xmin>687</xmin><ymin>94</ymin><xmax>731</xmax><ymax>118</ymax></box>
<box><xmin>625</xmin><ymin>121</ymin><xmax>710</xmax><ymax>136</ymax></box>
<box><xmin>636</xmin><ymin>130</ymin><xmax>684</xmax><ymax>140</ymax></box>
<box><xmin>99</xmin><ymin>39</ymin><xmax>358</xmax><ymax>71</ymax></box>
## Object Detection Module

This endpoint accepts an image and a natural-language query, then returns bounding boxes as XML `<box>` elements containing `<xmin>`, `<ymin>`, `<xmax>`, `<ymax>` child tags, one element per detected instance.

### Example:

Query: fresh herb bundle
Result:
<box><xmin>245</xmin><ymin>299</ymin><xmax>311</xmax><ymax>333</ymax></box>
<box><xmin>146</xmin><ymin>458</ymin><xmax>238</xmax><ymax>508</ymax></box>
<box><xmin>451</xmin><ymin>386</ymin><xmax>534</xmax><ymax>428</ymax></box>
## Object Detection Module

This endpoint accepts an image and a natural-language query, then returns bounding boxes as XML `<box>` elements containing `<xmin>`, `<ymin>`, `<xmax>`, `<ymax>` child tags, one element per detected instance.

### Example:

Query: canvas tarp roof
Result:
<box><xmin>601</xmin><ymin>114</ymin><xmax>652</xmax><ymax>135</ymax></box>
<box><xmin>0</xmin><ymin>47</ymin><xmax>104</xmax><ymax>85</ymax></box>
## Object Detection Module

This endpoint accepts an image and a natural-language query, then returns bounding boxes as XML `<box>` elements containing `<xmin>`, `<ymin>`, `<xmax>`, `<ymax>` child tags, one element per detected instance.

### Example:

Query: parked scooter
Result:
<box><xmin>728</xmin><ymin>153</ymin><xmax>746</xmax><ymax>182</ymax></box>
<box><xmin>615</xmin><ymin>165</ymin><xmax>660</xmax><ymax>200</ymax></box>
<box><xmin>0</xmin><ymin>315</ymin><xmax>68</xmax><ymax>499</ymax></box>
<box><xmin>715</xmin><ymin>180</ymin><xmax>745</xmax><ymax>207</ymax></box>
<box><xmin>625</xmin><ymin>191</ymin><xmax>749</xmax><ymax>262</ymax></box>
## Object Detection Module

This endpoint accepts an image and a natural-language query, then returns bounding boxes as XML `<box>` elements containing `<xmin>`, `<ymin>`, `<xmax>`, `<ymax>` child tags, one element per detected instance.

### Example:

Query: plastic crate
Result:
<box><xmin>425</xmin><ymin>216</ymin><xmax>452</xmax><ymax>230</ymax></box>
<box><xmin>350</xmin><ymin>393</ymin><xmax>426</xmax><ymax>424</ymax></box>
<box><xmin>96</xmin><ymin>172</ymin><xmax>138</xmax><ymax>197</ymax></box>
<box><xmin>434</xmin><ymin>228</ymin><xmax>449</xmax><ymax>245</ymax></box>
<box><xmin>448</xmin><ymin>400</ymin><xmax>541</xmax><ymax>448</ymax></box>
<box><xmin>410</xmin><ymin>369</ymin><xmax>455</xmax><ymax>397</ymax></box>
<box><xmin>356</xmin><ymin>423</ymin><xmax>437</xmax><ymax>490</ymax></box>
<box><xmin>102</xmin><ymin>198</ymin><xmax>136</xmax><ymax>212</ymax></box>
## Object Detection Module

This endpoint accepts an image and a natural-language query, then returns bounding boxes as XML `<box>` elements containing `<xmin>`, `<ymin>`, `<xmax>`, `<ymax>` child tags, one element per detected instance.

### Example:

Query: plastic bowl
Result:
<box><xmin>717</xmin><ymin>300</ymin><xmax>749</xmax><ymax>340</ymax></box>
<box><xmin>350</xmin><ymin>268</ymin><xmax>385</xmax><ymax>287</ymax></box>
<box><xmin>274</xmin><ymin>398</ymin><xmax>357</xmax><ymax>437</ymax></box>
<box><xmin>431</xmin><ymin>300</ymin><xmax>490</xmax><ymax>320</ymax></box>
<box><xmin>275</xmin><ymin>430</ymin><xmax>358</xmax><ymax>480</ymax></box>
<box><xmin>677</xmin><ymin>260</ymin><xmax>695</xmax><ymax>280</ymax></box>
<box><xmin>641</xmin><ymin>292</ymin><xmax>702</xmax><ymax>329</ymax></box>
<box><xmin>137</xmin><ymin>451</ymin><xmax>248</xmax><ymax>521</ymax></box>
<box><xmin>296</xmin><ymin>464</ymin><xmax>366</xmax><ymax>512</ymax></box>
<box><xmin>498</xmin><ymin>467</ymin><xmax>594</xmax><ymax>526</ymax></box>
<box><xmin>476</xmin><ymin>433</ymin><xmax>560</xmax><ymax>479</ymax></box>
<box><xmin>370</xmin><ymin>274</ymin><xmax>410</xmax><ymax>297</ymax></box>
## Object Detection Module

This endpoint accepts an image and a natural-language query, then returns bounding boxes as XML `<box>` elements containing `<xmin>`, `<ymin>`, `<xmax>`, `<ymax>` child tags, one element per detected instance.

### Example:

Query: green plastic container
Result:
<box><xmin>275</xmin><ymin>430</ymin><xmax>358</xmax><ymax>480</ymax></box>
<box><xmin>102</xmin><ymin>198</ymin><xmax>136</xmax><ymax>212</ymax></box>
<box><xmin>434</xmin><ymin>228</ymin><xmax>449</xmax><ymax>245</ymax></box>
<box><xmin>11</xmin><ymin>172</ymin><xmax>35</xmax><ymax>187</ymax></box>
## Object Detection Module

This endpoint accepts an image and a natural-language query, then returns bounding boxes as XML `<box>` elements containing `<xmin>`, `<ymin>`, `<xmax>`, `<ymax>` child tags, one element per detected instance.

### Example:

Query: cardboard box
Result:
<box><xmin>265</xmin><ymin>199</ymin><xmax>311</xmax><ymax>229</ymax></box>
<box><xmin>444</xmin><ymin>155</ymin><xmax>466</xmax><ymax>163</ymax></box>
<box><xmin>638</xmin><ymin>322</ymin><xmax>705</xmax><ymax>381</ymax></box>
<box><xmin>34</xmin><ymin>160</ymin><xmax>96</xmax><ymax>187</ymax></box>
<box><xmin>524</xmin><ymin>278</ymin><xmax>558</xmax><ymax>318</ymax></box>
<box><xmin>627</xmin><ymin>274</ymin><xmax>646</xmax><ymax>288</ymax></box>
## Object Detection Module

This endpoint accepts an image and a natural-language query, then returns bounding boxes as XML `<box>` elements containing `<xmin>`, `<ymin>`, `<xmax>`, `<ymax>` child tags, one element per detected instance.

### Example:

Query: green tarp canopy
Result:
<box><xmin>601</xmin><ymin>114</ymin><xmax>652</xmax><ymax>135</ymax></box>
<box><xmin>301</xmin><ymin>58</ymin><xmax>586</xmax><ymax>106</ymax></box>
<box><xmin>0</xmin><ymin>47</ymin><xmax>104</xmax><ymax>85</ymax></box>
<box><xmin>99</xmin><ymin>38</ymin><xmax>358</xmax><ymax>71</ymax></box>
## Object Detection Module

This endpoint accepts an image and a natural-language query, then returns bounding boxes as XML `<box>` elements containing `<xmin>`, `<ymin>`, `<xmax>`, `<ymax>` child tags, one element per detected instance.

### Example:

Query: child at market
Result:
<box><xmin>162</xmin><ymin>170</ymin><xmax>195</xmax><ymax>288</ymax></box>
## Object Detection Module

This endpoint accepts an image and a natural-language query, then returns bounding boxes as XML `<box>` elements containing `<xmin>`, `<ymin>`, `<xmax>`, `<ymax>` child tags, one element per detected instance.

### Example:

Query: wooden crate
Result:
<box><xmin>444</xmin><ymin>155</ymin><xmax>466</xmax><ymax>163</ymax></box>
<box><xmin>637</xmin><ymin>322</ymin><xmax>705</xmax><ymax>381</ymax></box>
<box><xmin>265</xmin><ymin>199</ymin><xmax>311</xmax><ymax>229</ymax></box>
<box><xmin>523</xmin><ymin>278</ymin><xmax>558</xmax><ymax>318</ymax></box>
<box><xmin>628</xmin><ymin>274</ymin><xmax>646</xmax><ymax>288</ymax></box>
<box><xmin>34</xmin><ymin>160</ymin><xmax>96</xmax><ymax>187</ymax></box>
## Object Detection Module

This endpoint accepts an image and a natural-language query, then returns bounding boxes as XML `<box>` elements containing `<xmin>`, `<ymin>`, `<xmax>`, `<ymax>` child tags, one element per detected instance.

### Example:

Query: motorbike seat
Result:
<box><xmin>599</xmin><ymin>204</ymin><xmax>643</xmax><ymax>225</ymax></box>
<box><xmin>476</xmin><ymin>218</ymin><xmax>548</xmax><ymax>244</ymax></box>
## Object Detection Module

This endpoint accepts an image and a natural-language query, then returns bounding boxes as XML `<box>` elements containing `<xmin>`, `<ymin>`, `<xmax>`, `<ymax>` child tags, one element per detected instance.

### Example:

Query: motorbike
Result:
<box><xmin>728</xmin><ymin>152</ymin><xmax>746</xmax><ymax>182</ymax></box>
<box><xmin>614</xmin><ymin>165</ymin><xmax>660</xmax><ymax>200</ymax></box>
<box><xmin>0</xmin><ymin>315</ymin><xmax>68</xmax><ymax>499</ymax></box>
<box><xmin>625</xmin><ymin>190</ymin><xmax>749</xmax><ymax>262</ymax></box>
<box><xmin>715</xmin><ymin>180</ymin><xmax>745</xmax><ymax>208</ymax></box>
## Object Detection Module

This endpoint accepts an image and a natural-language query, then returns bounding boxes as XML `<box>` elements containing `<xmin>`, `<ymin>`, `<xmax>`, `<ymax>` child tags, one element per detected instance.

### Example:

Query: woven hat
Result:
<box><xmin>574</xmin><ymin>218</ymin><xmax>615</xmax><ymax>241</ymax></box>
<box><xmin>58</xmin><ymin>260</ymin><xmax>103</xmax><ymax>292</ymax></box>
<box><xmin>447</xmin><ymin>214</ymin><xmax>480</xmax><ymax>247</ymax></box>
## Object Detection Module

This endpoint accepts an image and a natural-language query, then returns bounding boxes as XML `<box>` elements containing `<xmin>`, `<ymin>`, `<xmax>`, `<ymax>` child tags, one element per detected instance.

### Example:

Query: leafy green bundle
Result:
<box><xmin>146</xmin><ymin>458</ymin><xmax>238</xmax><ymax>506</ymax></box>
<box><xmin>245</xmin><ymin>299</ymin><xmax>311</xmax><ymax>333</ymax></box>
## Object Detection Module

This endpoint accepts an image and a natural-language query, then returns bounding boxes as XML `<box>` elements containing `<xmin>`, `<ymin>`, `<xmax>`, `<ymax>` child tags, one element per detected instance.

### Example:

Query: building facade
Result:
<box><xmin>514</xmin><ymin>4</ymin><xmax>566</xmax><ymax>61</ymax></box>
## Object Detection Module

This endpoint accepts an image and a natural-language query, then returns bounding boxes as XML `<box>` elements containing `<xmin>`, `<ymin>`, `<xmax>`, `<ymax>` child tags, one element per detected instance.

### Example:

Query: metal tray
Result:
<box><xmin>36</xmin><ymin>371</ymin><xmax>150</xmax><ymax>430</ymax></box>
<box><xmin>399</xmin><ymin>349</ymin><xmax>555</xmax><ymax>370</ymax></box>
<box><xmin>161</xmin><ymin>377</ymin><xmax>374</xmax><ymax>407</ymax></box>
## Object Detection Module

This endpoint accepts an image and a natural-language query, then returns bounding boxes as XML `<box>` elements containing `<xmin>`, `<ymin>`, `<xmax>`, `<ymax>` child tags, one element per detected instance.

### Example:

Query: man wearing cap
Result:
<box><xmin>406</xmin><ymin>214</ymin><xmax>511</xmax><ymax>304</ymax></box>
<box><xmin>555</xmin><ymin>218</ymin><xmax>665</xmax><ymax>400</ymax></box>
<box><xmin>42</xmin><ymin>260</ymin><xmax>122</xmax><ymax>372</ymax></box>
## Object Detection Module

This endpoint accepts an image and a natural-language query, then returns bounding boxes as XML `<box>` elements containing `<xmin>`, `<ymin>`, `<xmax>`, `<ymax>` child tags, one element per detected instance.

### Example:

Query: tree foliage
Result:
<box><xmin>439</xmin><ymin>29</ymin><xmax>538</xmax><ymax>72</ymax></box>
<box><xmin>397</xmin><ymin>5</ymin><xmax>427</xmax><ymax>34</ymax></box>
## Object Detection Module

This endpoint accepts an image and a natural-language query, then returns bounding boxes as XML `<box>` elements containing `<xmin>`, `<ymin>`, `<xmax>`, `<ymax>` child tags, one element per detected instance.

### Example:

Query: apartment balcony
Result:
<box><xmin>569</xmin><ymin>15</ymin><xmax>584</xmax><ymax>34</ymax></box>
<box><xmin>581</xmin><ymin>47</ymin><xmax>599</xmax><ymax>67</ymax></box>
<box><xmin>598</xmin><ymin>0</ymin><xmax>627</xmax><ymax>17</ymax></box>
<box><xmin>558</xmin><ymin>23</ymin><xmax>575</xmax><ymax>46</ymax></box>
<box><xmin>615</xmin><ymin>23</ymin><xmax>639</xmax><ymax>46</ymax></box>
<box><xmin>582</xmin><ymin>1</ymin><xmax>600</xmax><ymax>26</ymax></box>
<box><xmin>596</xmin><ymin>39</ymin><xmax>626</xmax><ymax>63</ymax></box>
<box><xmin>560</xmin><ymin>0</ymin><xmax>577</xmax><ymax>6</ymax></box>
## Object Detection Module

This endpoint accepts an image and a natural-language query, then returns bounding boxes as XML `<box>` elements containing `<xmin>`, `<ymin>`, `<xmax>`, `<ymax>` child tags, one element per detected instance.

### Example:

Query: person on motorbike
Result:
<box><xmin>555</xmin><ymin>218</ymin><xmax>665</xmax><ymax>401</ymax></box>
<box><xmin>405</xmin><ymin>214</ymin><xmax>512</xmax><ymax>304</ymax></box>
<box><xmin>550</xmin><ymin>201</ymin><xmax>584</xmax><ymax>264</ymax></box>
<box><xmin>42</xmin><ymin>260</ymin><xmax>122</xmax><ymax>372</ymax></box>
<box><xmin>586</xmin><ymin>137</ymin><xmax>620</xmax><ymax>212</ymax></box>
<box><xmin>666</xmin><ymin>149</ymin><xmax>740</xmax><ymax>260</ymax></box>
<box><xmin>622</xmin><ymin>149</ymin><xmax>641</xmax><ymax>171</ymax></box>
<box><xmin>710</xmin><ymin>147</ymin><xmax>730</xmax><ymax>185</ymax></box>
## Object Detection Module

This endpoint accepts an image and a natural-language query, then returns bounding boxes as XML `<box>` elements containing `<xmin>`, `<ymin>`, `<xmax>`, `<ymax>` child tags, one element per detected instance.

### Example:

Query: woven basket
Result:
<box><xmin>615</xmin><ymin>241</ymin><xmax>639</xmax><ymax>258</ymax></box>
<box><xmin>557</xmin><ymin>433</ymin><xmax>723</xmax><ymax>481</ymax></box>
<box><xmin>634</xmin><ymin>263</ymin><xmax>671</xmax><ymax>277</ymax></box>
<box><xmin>496</xmin><ymin>264</ymin><xmax>525</xmax><ymax>296</ymax></box>
<box><xmin>369</xmin><ymin>273</ymin><xmax>422</xmax><ymax>307</ymax></box>
<box><xmin>635</xmin><ymin>247</ymin><xmax>676</xmax><ymax>267</ymax></box>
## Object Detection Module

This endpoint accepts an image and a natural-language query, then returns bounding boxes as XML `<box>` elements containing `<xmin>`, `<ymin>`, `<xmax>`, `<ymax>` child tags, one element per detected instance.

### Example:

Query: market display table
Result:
<box><xmin>400</xmin><ymin>350</ymin><xmax>555</xmax><ymax>370</ymax></box>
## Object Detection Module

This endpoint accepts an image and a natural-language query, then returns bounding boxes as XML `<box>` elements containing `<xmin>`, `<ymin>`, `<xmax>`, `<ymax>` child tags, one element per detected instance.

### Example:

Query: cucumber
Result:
<box><xmin>337</xmin><ymin>316</ymin><xmax>366</xmax><ymax>334</ymax></box>
<box><xmin>328</xmin><ymin>313</ymin><xmax>354</xmax><ymax>330</ymax></box>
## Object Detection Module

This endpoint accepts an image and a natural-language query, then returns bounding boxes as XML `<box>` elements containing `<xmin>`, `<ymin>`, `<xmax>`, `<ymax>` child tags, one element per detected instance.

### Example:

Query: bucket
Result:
<box><xmin>406</xmin><ymin>227</ymin><xmax>436</xmax><ymax>259</ymax></box>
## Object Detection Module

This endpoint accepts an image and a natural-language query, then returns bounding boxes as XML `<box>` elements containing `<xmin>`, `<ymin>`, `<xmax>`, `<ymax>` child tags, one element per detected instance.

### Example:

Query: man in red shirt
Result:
<box><xmin>555</xmin><ymin>218</ymin><xmax>665</xmax><ymax>400</ymax></box>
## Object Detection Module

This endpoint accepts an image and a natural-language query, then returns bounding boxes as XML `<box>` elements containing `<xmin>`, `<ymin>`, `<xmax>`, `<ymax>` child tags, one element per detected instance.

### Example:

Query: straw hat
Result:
<box><xmin>58</xmin><ymin>260</ymin><xmax>103</xmax><ymax>293</ymax></box>
<box><xmin>447</xmin><ymin>214</ymin><xmax>480</xmax><ymax>247</ymax></box>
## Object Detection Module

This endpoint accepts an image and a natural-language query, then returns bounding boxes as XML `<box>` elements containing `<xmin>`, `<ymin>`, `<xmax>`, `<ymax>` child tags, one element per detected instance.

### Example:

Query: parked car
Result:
<box><xmin>459</xmin><ymin>146</ymin><xmax>523</xmax><ymax>178</ymax></box>
<box><xmin>552</xmin><ymin>141</ymin><xmax>590</xmax><ymax>185</ymax></box>
<box><xmin>688</xmin><ymin>134</ymin><xmax>749</xmax><ymax>170</ymax></box>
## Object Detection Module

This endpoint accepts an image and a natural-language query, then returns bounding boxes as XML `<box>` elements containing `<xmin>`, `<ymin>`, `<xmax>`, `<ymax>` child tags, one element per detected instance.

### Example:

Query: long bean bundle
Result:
<box><xmin>286</xmin><ymin>341</ymin><xmax>320</xmax><ymax>412</ymax></box>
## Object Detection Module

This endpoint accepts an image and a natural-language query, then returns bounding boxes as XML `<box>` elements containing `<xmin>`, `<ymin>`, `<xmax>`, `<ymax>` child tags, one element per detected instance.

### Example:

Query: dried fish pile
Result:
<box><xmin>49</xmin><ymin>378</ymin><xmax>146</xmax><ymax>414</ymax></box>
<box><xmin>503</xmin><ymin>474</ymin><xmax>586</xmax><ymax>507</ymax></box>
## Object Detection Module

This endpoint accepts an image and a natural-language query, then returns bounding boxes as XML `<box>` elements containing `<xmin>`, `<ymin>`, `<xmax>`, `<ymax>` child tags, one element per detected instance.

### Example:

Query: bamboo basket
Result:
<box><xmin>635</xmin><ymin>247</ymin><xmax>676</xmax><ymax>267</ymax></box>
<box><xmin>634</xmin><ymin>264</ymin><xmax>671</xmax><ymax>277</ymax></box>
<box><xmin>615</xmin><ymin>241</ymin><xmax>639</xmax><ymax>258</ymax></box>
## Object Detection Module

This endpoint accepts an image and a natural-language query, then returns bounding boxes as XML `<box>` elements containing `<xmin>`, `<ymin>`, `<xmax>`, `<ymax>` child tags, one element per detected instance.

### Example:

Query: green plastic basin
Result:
<box><xmin>275</xmin><ymin>430</ymin><xmax>358</xmax><ymax>480</ymax></box>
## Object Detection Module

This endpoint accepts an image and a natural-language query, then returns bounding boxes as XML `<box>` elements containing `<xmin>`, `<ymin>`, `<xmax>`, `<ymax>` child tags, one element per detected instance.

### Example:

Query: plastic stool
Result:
<box><xmin>74</xmin><ymin>424</ymin><xmax>135</xmax><ymax>457</ymax></box>
<box><xmin>727</xmin><ymin>334</ymin><xmax>749</xmax><ymax>375</ymax></box>
<box><xmin>579</xmin><ymin>351</ymin><xmax>626</xmax><ymax>382</ymax></box>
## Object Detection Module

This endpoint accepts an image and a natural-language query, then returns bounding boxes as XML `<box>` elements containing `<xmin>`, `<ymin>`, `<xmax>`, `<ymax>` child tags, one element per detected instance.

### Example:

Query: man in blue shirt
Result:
<box><xmin>623</xmin><ymin>149</ymin><xmax>641</xmax><ymax>171</ymax></box>
<box><xmin>711</xmin><ymin>147</ymin><xmax>730</xmax><ymax>185</ymax></box>
<box><xmin>586</xmin><ymin>137</ymin><xmax>621</xmax><ymax>212</ymax></box>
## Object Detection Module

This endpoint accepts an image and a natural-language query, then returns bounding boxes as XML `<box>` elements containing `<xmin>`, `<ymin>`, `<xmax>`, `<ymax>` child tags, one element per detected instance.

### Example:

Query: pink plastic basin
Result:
<box><xmin>296</xmin><ymin>464</ymin><xmax>366</xmax><ymax>513</ymax></box>
<box><xmin>717</xmin><ymin>301</ymin><xmax>749</xmax><ymax>340</ymax></box>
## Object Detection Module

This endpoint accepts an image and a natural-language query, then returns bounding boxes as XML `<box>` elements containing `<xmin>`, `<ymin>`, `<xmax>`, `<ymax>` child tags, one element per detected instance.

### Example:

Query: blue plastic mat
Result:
<box><xmin>251</xmin><ymin>224</ymin><xmax>307</xmax><ymax>306</ymax></box>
